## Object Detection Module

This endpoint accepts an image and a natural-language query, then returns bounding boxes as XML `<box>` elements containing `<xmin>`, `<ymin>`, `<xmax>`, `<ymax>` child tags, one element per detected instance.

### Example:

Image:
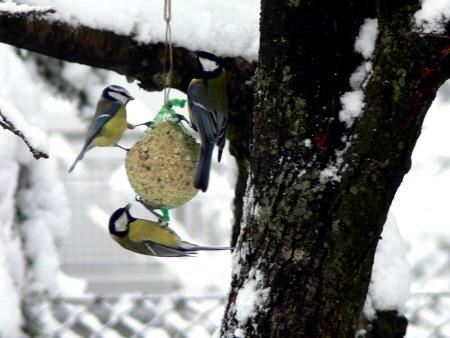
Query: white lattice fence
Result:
<box><xmin>31</xmin><ymin>295</ymin><xmax>225</xmax><ymax>338</ymax></box>
<box><xmin>24</xmin><ymin>292</ymin><xmax>450</xmax><ymax>337</ymax></box>
<box><xmin>407</xmin><ymin>292</ymin><xmax>450</xmax><ymax>338</ymax></box>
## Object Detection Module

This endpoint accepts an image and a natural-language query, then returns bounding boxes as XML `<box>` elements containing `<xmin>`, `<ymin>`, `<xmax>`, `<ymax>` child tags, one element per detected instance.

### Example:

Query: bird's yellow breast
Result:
<box><xmin>128</xmin><ymin>219</ymin><xmax>181</xmax><ymax>247</ymax></box>
<box><xmin>112</xmin><ymin>235</ymin><xmax>151</xmax><ymax>255</ymax></box>
<box><xmin>93</xmin><ymin>107</ymin><xmax>127</xmax><ymax>147</ymax></box>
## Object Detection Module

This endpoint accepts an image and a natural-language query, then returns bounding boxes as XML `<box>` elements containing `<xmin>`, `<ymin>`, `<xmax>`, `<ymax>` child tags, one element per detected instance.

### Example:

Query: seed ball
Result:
<box><xmin>126</xmin><ymin>122</ymin><xmax>199</xmax><ymax>208</ymax></box>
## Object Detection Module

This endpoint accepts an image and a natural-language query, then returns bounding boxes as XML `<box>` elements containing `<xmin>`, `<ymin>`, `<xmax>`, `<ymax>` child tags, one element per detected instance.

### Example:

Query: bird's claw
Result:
<box><xmin>135</xmin><ymin>195</ymin><xmax>167</xmax><ymax>224</ymax></box>
<box><xmin>128</xmin><ymin>121</ymin><xmax>153</xmax><ymax>129</ymax></box>
<box><xmin>114</xmin><ymin>143</ymin><xmax>130</xmax><ymax>151</ymax></box>
<box><xmin>174</xmin><ymin>114</ymin><xmax>194</xmax><ymax>129</ymax></box>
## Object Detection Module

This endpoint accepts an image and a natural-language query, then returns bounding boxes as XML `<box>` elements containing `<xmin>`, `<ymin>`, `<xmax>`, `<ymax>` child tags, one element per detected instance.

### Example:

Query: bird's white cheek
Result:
<box><xmin>109</xmin><ymin>91</ymin><xmax>129</xmax><ymax>104</ymax></box>
<box><xmin>199</xmin><ymin>57</ymin><xmax>219</xmax><ymax>72</ymax></box>
<box><xmin>115</xmin><ymin>213</ymin><xmax>129</xmax><ymax>232</ymax></box>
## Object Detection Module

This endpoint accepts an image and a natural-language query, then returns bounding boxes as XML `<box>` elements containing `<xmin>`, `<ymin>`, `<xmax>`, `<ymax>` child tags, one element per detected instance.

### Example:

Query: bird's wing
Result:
<box><xmin>188</xmin><ymin>78</ymin><xmax>228</xmax><ymax>147</ymax></box>
<box><xmin>83</xmin><ymin>101</ymin><xmax>122</xmax><ymax>147</ymax></box>
<box><xmin>143</xmin><ymin>242</ymin><xmax>194</xmax><ymax>257</ymax></box>
<box><xmin>188</xmin><ymin>80</ymin><xmax>216</xmax><ymax>144</ymax></box>
<box><xmin>128</xmin><ymin>219</ymin><xmax>182</xmax><ymax>247</ymax></box>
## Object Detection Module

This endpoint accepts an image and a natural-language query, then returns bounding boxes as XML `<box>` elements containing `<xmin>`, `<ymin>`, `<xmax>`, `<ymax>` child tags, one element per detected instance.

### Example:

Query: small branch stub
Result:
<box><xmin>0</xmin><ymin>110</ymin><xmax>48</xmax><ymax>159</ymax></box>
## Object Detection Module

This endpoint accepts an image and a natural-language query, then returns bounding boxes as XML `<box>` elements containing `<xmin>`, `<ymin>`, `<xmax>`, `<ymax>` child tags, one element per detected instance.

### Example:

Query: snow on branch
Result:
<box><xmin>18</xmin><ymin>0</ymin><xmax>259</xmax><ymax>61</ymax></box>
<box><xmin>415</xmin><ymin>0</ymin><xmax>450</xmax><ymax>34</ymax></box>
<box><xmin>0</xmin><ymin>97</ymin><xmax>48</xmax><ymax>159</ymax></box>
<box><xmin>0</xmin><ymin>13</ymin><xmax>254</xmax><ymax>94</ymax></box>
<box><xmin>0</xmin><ymin>2</ymin><xmax>54</xmax><ymax>17</ymax></box>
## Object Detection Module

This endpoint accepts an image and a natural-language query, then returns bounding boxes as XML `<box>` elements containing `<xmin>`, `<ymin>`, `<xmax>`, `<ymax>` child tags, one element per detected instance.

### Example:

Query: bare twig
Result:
<box><xmin>412</xmin><ymin>31</ymin><xmax>450</xmax><ymax>40</ymax></box>
<box><xmin>0</xmin><ymin>110</ymin><xmax>48</xmax><ymax>159</ymax></box>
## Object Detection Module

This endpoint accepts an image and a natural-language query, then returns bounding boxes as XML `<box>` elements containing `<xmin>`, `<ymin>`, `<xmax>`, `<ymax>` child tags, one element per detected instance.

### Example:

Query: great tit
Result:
<box><xmin>109</xmin><ymin>204</ymin><xmax>231</xmax><ymax>257</ymax></box>
<box><xmin>188</xmin><ymin>51</ymin><xmax>229</xmax><ymax>192</ymax></box>
<box><xmin>68</xmin><ymin>85</ymin><xmax>135</xmax><ymax>173</ymax></box>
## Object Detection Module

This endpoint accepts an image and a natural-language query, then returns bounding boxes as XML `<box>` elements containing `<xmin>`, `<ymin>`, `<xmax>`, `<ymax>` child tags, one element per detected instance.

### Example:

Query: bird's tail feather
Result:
<box><xmin>68</xmin><ymin>147</ymin><xmax>87</xmax><ymax>173</ymax></box>
<box><xmin>192</xmin><ymin>246</ymin><xmax>233</xmax><ymax>251</ymax></box>
<box><xmin>194</xmin><ymin>144</ymin><xmax>213</xmax><ymax>192</ymax></box>
<box><xmin>181</xmin><ymin>241</ymin><xmax>232</xmax><ymax>252</ymax></box>
<box><xmin>217</xmin><ymin>147</ymin><xmax>224</xmax><ymax>162</ymax></box>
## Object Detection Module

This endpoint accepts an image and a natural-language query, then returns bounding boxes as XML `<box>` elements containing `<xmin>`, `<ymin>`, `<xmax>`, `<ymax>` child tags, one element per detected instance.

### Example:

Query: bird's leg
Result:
<box><xmin>174</xmin><ymin>114</ymin><xmax>194</xmax><ymax>129</ymax></box>
<box><xmin>135</xmin><ymin>196</ymin><xmax>169</xmax><ymax>226</ymax></box>
<box><xmin>128</xmin><ymin>121</ymin><xmax>153</xmax><ymax>129</ymax></box>
<box><xmin>114</xmin><ymin>143</ymin><xmax>130</xmax><ymax>151</ymax></box>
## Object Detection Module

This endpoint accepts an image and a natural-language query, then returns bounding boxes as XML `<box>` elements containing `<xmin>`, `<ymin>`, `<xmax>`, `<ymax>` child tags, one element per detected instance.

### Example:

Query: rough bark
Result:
<box><xmin>221</xmin><ymin>1</ymin><xmax>450</xmax><ymax>337</ymax></box>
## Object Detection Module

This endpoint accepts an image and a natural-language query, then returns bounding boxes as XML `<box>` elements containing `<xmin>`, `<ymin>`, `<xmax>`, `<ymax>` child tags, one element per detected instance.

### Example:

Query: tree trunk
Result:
<box><xmin>221</xmin><ymin>1</ymin><xmax>450</xmax><ymax>337</ymax></box>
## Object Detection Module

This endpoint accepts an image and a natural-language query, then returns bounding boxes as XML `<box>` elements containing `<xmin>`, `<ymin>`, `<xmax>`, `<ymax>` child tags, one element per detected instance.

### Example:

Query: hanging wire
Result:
<box><xmin>163</xmin><ymin>0</ymin><xmax>173</xmax><ymax>105</ymax></box>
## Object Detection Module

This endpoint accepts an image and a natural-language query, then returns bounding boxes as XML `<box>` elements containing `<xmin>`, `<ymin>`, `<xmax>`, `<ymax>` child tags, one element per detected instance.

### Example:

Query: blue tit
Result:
<box><xmin>188</xmin><ymin>51</ymin><xmax>229</xmax><ymax>192</ymax></box>
<box><xmin>68</xmin><ymin>85</ymin><xmax>134</xmax><ymax>172</ymax></box>
<box><xmin>109</xmin><ymin>204</ymin><xmax>231</xmax><ymax>257</ymax></box>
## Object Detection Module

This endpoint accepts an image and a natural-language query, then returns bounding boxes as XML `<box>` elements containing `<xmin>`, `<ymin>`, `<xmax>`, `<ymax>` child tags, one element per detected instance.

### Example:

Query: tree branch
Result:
<box><xmin>0</xmin><ymin>13</ymin><xmax>254</xmax><ymax>92</ymax></box>
<box><xmin>0</xmin><ymin>110</ymin><xmax>48</xmax><ymax>159</ymax></box>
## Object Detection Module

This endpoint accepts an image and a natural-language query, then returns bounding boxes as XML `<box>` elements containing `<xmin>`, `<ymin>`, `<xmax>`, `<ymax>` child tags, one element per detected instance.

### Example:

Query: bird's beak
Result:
<box><xmin>124</xmin><ymin>203</ymin><xmax>132</xmax><ymax>210</ymax></box>
<box><xmin>128</xmin><ymin>96</ymin><xmax>135</xmax><ymax>101</ymax></box>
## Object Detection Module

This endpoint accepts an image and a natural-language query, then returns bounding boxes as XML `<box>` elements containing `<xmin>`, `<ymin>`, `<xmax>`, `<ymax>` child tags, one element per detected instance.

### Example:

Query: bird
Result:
<box><xmin>187</xmin><ymin>51</ymin><xmax>229</xmax><ymax>192</ymax></box>
<box><xmin>68</xmin><ymin>85</ymin><xmax>135</xmax><ymax>173</ymax></box>
<box><xmin>108</xmin><ymin>204</ymin><xmax>232</xmax><ymax>257</ymax></box>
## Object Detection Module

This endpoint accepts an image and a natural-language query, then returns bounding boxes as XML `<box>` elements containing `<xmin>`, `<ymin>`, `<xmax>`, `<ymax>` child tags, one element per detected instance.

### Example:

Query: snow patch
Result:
<box><xmin>339</xmin><ymin>18</ymin><xmax>378</xmax><ymax>128</ymax></box>
<box><xmin>57</xmin><ymin>272</ymin><xmax>87</xmax><ymax>297</ymax></box>
<box><xmin>319</xmin><ymin>147</ymin><xmax>348</xmax><ymax>184</ymax></box>
<box><xmin>350</xmin><ymin>62</ymin><xmax>372</xmax><ymax>90</ymax></box>
<box><xmin>241</xmin><ymin>177</ymin><xmax>261</xmax><ymax>229</ymax></box>
<box><xmin>339</xmin><ymin>90</ymin><xmax>365</xmax><ymax>128</ymax></box>
<box><xmin>363</xmin><ymin>213</ymin><xmax>411</xmax><ymax>319</ymax></box>
<box><xmin>18</xmin><ymin>0</ymin><xmax>260</xmax><ymax>61</ymax></box>
<box><xmin>354</xmin><ymin>19</ymin><xmax>379</xmax><ymax>59</ymax></box>
<box><xmin>0</xmin><ymin>242</ymin><xmax>23</xmax><ymax>338</ymax></box>
<box><xmin>415</xmin><ymin>0</ymin><xmax>450</xmax><ymax>33</ymax></box>
<box><xmin>319</xmin><ymin>164</ymin><xmax>341</xmax><ymax>183</ymax></box>
<box><xmin>0</xmin><ymin>1</ymin><xmax>52</xmax><ymax>14</ymax></box>
<box><xmin>234</xmin><ymin>268</ymin><xmax>270</xmax><ymax>328</ymax></box>
<box><xmin>234</xmin><ymin>328</ymin><xmax>246</xmax><ymax>338</ymax></box>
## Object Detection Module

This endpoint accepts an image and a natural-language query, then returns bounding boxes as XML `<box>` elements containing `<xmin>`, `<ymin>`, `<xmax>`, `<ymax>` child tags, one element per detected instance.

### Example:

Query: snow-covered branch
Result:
<box><xmin>0</xmin><ymin>98</ymin><xmax>48</xmax><ymax>159</ymax></box>
<box><xmin>0</xmin><ymin>13</ymin><xmax>254</xmax><ymax>94</ymax></box>
<box><xmin>0</xmin><ymin>3</ymin><xmax>54</xmax><ymax>17</ymax></box>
